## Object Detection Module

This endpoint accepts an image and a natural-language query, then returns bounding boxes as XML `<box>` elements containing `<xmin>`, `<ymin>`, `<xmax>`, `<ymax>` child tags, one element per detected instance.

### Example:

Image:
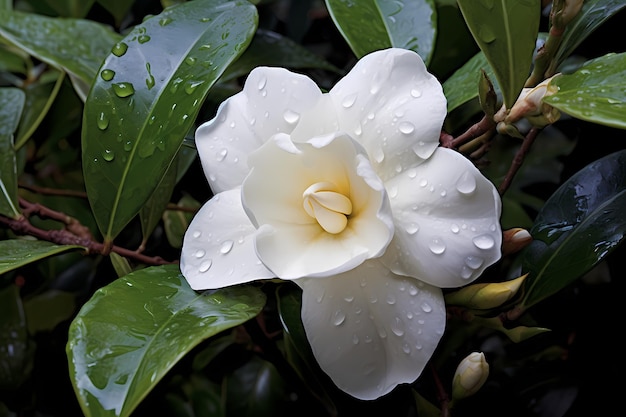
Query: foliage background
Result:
<box><xmin>1</xmin><ymin>0</ymin><xmax>624</xmax><ymax>416</ymax></box>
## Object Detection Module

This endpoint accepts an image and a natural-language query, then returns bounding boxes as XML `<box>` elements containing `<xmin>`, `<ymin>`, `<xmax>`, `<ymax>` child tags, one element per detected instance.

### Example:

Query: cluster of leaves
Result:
<box><xmin>0</xmin><ymin>0</ymin><xmax>624</xmax><ymax>417</ymax></box>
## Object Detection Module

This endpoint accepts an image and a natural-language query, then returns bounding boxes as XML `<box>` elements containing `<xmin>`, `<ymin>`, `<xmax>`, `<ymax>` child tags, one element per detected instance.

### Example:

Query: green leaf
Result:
<box><xmin>442</xmin><ymin>51</ymin><xmax>500</xmax><ymax>112</ymax></box>
<box><xmin>23</xmin><ymin>290</ymin><xmax>76</xmax><ymax>334</ymax></box>
<box><xmin>0</xmin><ymin>45</ymin><xmax>27</xmax><ymax>74</ymax></box>
<box><xmin>0</xmin><ymin>9</ymin><xmax>122</xmax><ymax>100</ymax></box>
<box><xmin>41</xmin><ymin>0</ymin><xmax>96</xmax><ymax>17</ymax></box>
<box><xmin>0</xmin><ymin>240</ymin><xmax>85</xmax><ymax>275</ymax></box>
<box><xmin>0</xmin><ymin>87</ymin><xmax>25</xmax><ymax>218</ymax></box>
<box><xmin>221</xmin><ymin>29</ymin><xmax>341</xmax><ymax>82</ymax></box>
<box><xmin>325</xmin><ymin>0</ymin><xmax>437</xmax><ymax>64</ymax></box>
<box><xmin>0</xmin><ymin>284</ymin><xmax>30</xmax><ymax>390</ymax></box>
<box><xmin>81</xmin><ymin>0</ymin><xmax>257</xmax><ymax>245</ymax></box>
<box><xmin>67</xmin><ymin>264</ymin><xmax>266</xmax><ymax>417</ymax></box>
<box><xmin>456</xmin><ymin>0</ymin><xmax>540</xmax><ymax>108</ymax></box>
<box><xmin>520</xmin><ymin>150</ymin><xmax>626</xmax><ymax>310</ymax></box>
<box><xmin>139</xmin><ymin>157</ymin><xmax>178</xmax><ymax>246</ymax></box>
<box><xmin>551</xmin><ymin>0</ymin><xmax>626</xmax><ymax>72</ymax></box>
<box><xmin>545</xmin><ymin>52</ymin><xmax>626</xmax><ymax>129</ymax></box>
<box><xmin>163</xmin><ymin>194</ymin><xmax>200</xmax><ymax>249</ymax></box>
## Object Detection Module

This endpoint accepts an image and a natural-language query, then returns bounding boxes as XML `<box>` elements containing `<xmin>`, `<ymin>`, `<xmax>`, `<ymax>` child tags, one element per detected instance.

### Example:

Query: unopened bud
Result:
<box><xmin>445</xmin><ymin>275</ymin><xmax>527</xmax><ymax>310</ymax></box>
<box><xmin>502</xmin><ymin>228</ymin><xmax>533</xmax><ymax>255</ymax></box>
<box><xmin>452</xmin><ymin>352</ymin><xmax>489</xmax><ymax>400</ymax></box>
<box><xmin>505</xmin><ymin>75</ymin><xmax>561</xmax><ymax>128</ymax></box>
<box><xmin>553</xmin><ymin>0</ymin><xmax>584</xmax><ymax>28</ymax></box>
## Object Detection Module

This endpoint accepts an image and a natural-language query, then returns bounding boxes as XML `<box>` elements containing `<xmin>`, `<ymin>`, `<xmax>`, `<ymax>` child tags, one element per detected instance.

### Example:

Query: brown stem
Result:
<box><xmin>430</xmin><ymin>364</ymin><xmax>451</xmax><ymax>417</ymax></box>
<box><xmin>442</xmin><ymin>116</ymin><xmax>496</xmax><ymax>151</ymax></box>
<box><xmin>498</xmin><ymin>127</ymin><xmax>540</xmax><ymax>195</ymax></box>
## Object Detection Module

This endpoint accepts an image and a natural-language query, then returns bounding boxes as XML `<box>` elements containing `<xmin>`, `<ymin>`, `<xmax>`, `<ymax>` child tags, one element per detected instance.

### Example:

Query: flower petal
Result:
<box><xmin>242</xmin><ymin>132</ymin><xmax>394</xmax><ymax>279</ymax></box>
<box><xmin>381</xmin><ymin>148</ymin><xmax>502</xmax><ymax>288</ymax></box>
<box><xmin>195</xmin><ymin>67</ymin><xmax>323</xmax><ymax>193</ymax></box>
<box><xmin>329</xmin><ymin>48</ymin><xmax>447</xmax><ymax>181</ymax></box>
<box><xmin>296</xmin><ymin>260</ymin><xmax>445</xmax><ymax>400</ymax></box>
<box><xmin>180</xmin><ymin>189</ymin><xmax>274</xmax><ymax>290</ymax></box>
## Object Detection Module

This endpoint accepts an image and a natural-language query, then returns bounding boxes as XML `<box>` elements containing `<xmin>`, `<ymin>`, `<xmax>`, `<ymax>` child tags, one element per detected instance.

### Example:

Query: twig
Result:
<box><xmin>430</xmin><ymin>364</ymin><xmax>451</xmax><ymax>417</ymax></box>
<box><xmin>441</xmin><ymin>115</ymin><xmax>495</xmax><ymax>150</ymax></box>
<box><xmin>498</xmin><ymin>127</ymin><xmax>540</xmax><ymax>195</ymax></box>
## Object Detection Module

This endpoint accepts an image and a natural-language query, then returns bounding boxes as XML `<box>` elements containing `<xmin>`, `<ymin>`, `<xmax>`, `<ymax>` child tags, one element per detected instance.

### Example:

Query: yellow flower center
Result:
<box><xmin>303</xmin><ymin>181</ymin><xmax>353</xmax><ymax>234</ymax></box>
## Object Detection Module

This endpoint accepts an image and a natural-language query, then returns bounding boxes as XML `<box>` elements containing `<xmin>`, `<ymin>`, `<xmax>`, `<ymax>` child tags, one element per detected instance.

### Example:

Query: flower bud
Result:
<box><xmin>445</xmin><ymin>275</ymin><xmax>527</xmax><ymax>310</ymax></box>
<box><xmin>505</xmin><ymin>75</ymin><xmax>561</xmax><ymax>128</ymax></box>
<box><xmin>452</xmin><ymin>352</ymin><xmax>489</xmax><ymax>400</ymax></box>
<box><xmin>552</xmin><ymin>0</ymin><xmax>584</xmax><ymax>28</ymax></box>
<box><xmin>502</xmin><ymin>228</ymin><xmax>532</xmax><ymax>256</ymax></box>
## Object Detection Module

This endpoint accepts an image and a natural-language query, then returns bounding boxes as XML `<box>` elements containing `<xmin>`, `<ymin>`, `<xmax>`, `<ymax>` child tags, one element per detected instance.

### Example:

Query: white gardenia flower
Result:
<box><xmin>181</xmin><ymin>48</ymin><xmax>502</xmax><ymax>400</ymax></box>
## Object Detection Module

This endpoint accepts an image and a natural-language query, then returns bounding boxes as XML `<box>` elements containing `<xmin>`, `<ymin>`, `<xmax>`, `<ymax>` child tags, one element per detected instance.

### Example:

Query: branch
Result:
<box><xmin>498</xmin><ymin>127</ymin><xmax>540</xmax><ymax>195</ymax></box>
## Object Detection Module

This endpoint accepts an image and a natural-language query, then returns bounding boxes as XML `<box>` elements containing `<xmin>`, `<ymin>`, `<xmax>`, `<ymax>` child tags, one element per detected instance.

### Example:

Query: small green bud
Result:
<box><xmin>445</xmin><ymin>275</ymin><xmax>527</xmax><ymax>310</ymax></box>
<box><xmin>451</xmin><ymin>352</ymin><xmax>489</xmax><ymax>400</ymax></box>
<box><xmin>478</xmin><ymin>69</ymin><xmax>498</xmax><ymax>118</ymax></box>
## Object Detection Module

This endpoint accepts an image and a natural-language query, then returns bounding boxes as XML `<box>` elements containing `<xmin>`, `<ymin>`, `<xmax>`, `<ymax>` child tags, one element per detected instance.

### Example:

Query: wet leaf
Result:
<box><xmin>81</xmin><ymin>0</ymin><xmax>257</xmax><ymax>246</ymax></box>
<box><xmin>457</xmin><ymin>0</ymin><xmax>540</xmax><ymax>108</ymax></box>
<box><xmin>0</xmin><ymin>9</ymin><xmax>122</xmax><ymax>100</ymax></box>
<box><xmin>521</xmin><ymin>150</ymin><xmax>626</xmax><ymax>310</ymax></box>
<box><xmin>443</xmin><ymin>51</ymin><xmax>500</xmax><ymax>112</ymax></box>
<box><xmin>67</xmin><ymin>264</ymin><xmax>266</xmax><ymax>417</ymax></box>
<box><xmin>325</xmin><ymin>0</ymin><xmax>437</xmax><ymax>64</ymax></box>
<box><xmin>545</xmin><ymin>52</ymin><xmax>626</xmax><ymax>129</ymax></box>
<box><xmin>163</xmin><ymin>194</ymin><xmax>200</xmax><ymax>249</ymax></box>
<box><xmin>0</xmin><ymin>87</ymin><xmax>24</xmax><ymax>218</ymax></box>
<box><xmin>0</xmin><ymin>240</ymin><xmax>85</xmax><ymax>275</ymax></box>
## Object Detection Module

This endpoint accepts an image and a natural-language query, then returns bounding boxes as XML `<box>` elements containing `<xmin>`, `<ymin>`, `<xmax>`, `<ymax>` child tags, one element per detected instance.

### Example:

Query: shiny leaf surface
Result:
<box><xmin>545</xmin><ymin>53</ymin><xmax>626</xmax><ymax>129</ymax></box>
<box><xmin>0</xmin><ymin>239</ymin><xmax>84</xmax><ymax>275</ymax></box>
<box><xmin>67</xmin><ymin>264</ymin><xmax>266</xmax><ymax>417</ymax></box>
<box><xmin>457</xmin><ymin>0</ymin><xmax>540</xmax><ymax>108</ymax></box>
<box><xmin>325</xmin><ymin>0</ymin><xmax>437</xmax><ymax>63</ymax></box>
<box><xmin>521</xmin><ymin>150</ymin><xmax>626</xmax><ymax>310</ymax></box>
<box><xmin>0</xmin><ymin>87</ymin><xmax>24</xmax><ymax>218</ymax></box>
<box><xmin>81</xmin><ymin>0</ymin><xmax>257</xmax><ymax>244</ymax></box>
<box><xmin>442</xmin><ymin>51</ymin><xmax>500</xmax><ymax>112</ymax></box>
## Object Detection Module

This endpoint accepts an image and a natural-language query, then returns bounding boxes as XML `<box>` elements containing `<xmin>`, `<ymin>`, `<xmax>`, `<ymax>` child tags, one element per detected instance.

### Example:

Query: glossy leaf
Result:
<box><xmin>0</xmin><ymin>240</ymin><xmax>85</xmax><ymax>275</ymax></box>
<box><xmin>0</xmin><ymin>87</ymin><xmax>25</xmax><ymax>218</ymax></box>
<box><xmin>457</xmin><ymin>0</ymin><xmax>540</xmax><ymax>108</ymax></box>
<box><xmin>67</xmin><ymin>264</ymin><xmax>266</xmax><ymax>417</ymax></box>
<box><xmin>163</xmin><ymin>194</ymin><xmax>200</xmax><ymax>249</ymax></box>
<box><xmin>521</xmin><ymin>150</ymin><xmax>626</xmax><ymax>310</ymax></box>
<box><xmin>551</xmin><ymin>0</ymin><xmax>626</xmax><ymax>72</ymax></box>
<box><xmin>81</xmin><ymin>0</ymin><xmax>257</xmax><ymax>245</ymax></box>
<box><xmin>442</xmin><ymin>51</ymin><xmax>500</xmax><ymax>113</ymax></box>
<box><xmin>325</xmin><ymin>0</ymin><xmax>437</xmax><ymax>64</ymax></box>
<box><xmin>23</xmin><ymin>290</ymin><xmax>76</xmax><ymax>334</ymax></box>
<box><xmin>545</xmin><ymin>53</ymin><xmax>626</xmax><ymax>129</ymax></box>
<box><xmin>140</xmin><ymin>157</ymin><xmax>179</xmax><ymax>246</ymax></box>
<box><xmin>0</xmin><ymin>9</ymin><xmax>122</xmax><ymax>100</ymax></box>
<box><xmin>221</xmin><ymin>29</ymin><xmax>341</xmax><ymax>82</ymax></box>
<box><xmin>0</xmin><ymin>284</ymin><xmax>30</xmax><ymax>390</ymax></box>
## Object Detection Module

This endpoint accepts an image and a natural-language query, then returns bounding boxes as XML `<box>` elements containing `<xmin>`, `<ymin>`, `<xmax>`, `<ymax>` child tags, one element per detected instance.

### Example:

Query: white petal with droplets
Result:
<box><xmin>380</xmin><ymin>148</ymin><xmax>502</xmax><ymax>288</ymax></box>
<box><xmin>296</xmin><ymin>259</ymin><xmax>445</xmax><ymax>400</ymax></box>
<box><xmin>329</xmin><ymin>48</ymin><xmax>447</xmax><ymax>181</ymax></box>
<box><xmin>242</xmin><ymin>133</ymin><xmax>394</xmax><ymax>279</ymax></box>
<box><xmin>180</xmin><ymin>189</ymin><xmax>274</xmax><ymax>290</ymax></box>
<box><xmin>195</xmin><ymin>67</ymin><xmax>323</xmax><ymax>193</ymax></box>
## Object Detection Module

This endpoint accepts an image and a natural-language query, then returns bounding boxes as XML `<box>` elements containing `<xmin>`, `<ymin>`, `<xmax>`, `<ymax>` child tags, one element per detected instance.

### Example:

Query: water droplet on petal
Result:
<box><xmin>411</xmin><ymin>88</ymin><xmax>422</xmax><ymax>98</ymax></box>
<box><xmin>194</xmin><ymin>249</ymin><xmax>206</xmax><ymax>258</ymax></box>
<box><xmin>391</xmin><ymin>317</ymin><xmax>405</xmax><ymax>336</ymax></box>
<box><xmin>219</xmin><ymin>240</ymin><xmax>234</xmax><ymax>254</ymax></box>
<box><xmin>399</xmin><ymin>121</ymin><xmax>415</xmax><ymax>134</ymax></box>
<box><xmin>421</xmin><ymin>302</ymin><xmax>432</xmax><ymax>313</ymax></box>
<box><xmin>352</xmin><ymin>334</ymin><xmax>359</xmax><ymax>344</ymax></box>
<box><xmin>456</xmin><ymin>171</ymin><xmax>477</xmax><ymax>195</ymax></box>
<box><xmin>378</xmin><ymin>328</ymin><xmax>387</xmax><ymax>338</ymax></box>
<box><xmin>402</xmin><ymin>343</ymin><xmax>411</xmax><ymax>354</ymax></box>
<box><xmin>341</xmin><ymin>93</ymin><xmax>358</xmax><ymax>108</ymax></box>
<box><xmin>406</xmin><ymin>223</ymin><xmax>419</xmax><ymax>235</ymax></box>
<box><xmin>199</xmin><ymin>259</ymin><xmax>212</xmax><ymax>273</ymax></box>
<box><xmin>344</xmin><ymin>295</ymin><xmax>354</xmax><ymax>302</ymax></box>
<box><xmin>428</xmin><ymin>237</ymin><xmax>446</xmax><ymax>255</ymax></box>
<box><xmin>461</xmin><ymin>266</ymin><xmax>473</xmax><ymax>279</ymax></box>
<box><xmin>257</xmin><ymin>76</ymin><xmax>267</xmax><ymax>90</ymax></box>
<box><xmin>332</xmin><ymin>310</ymin><xmax>346</xmax><ymax>326</ymax></box>
<box><xmin>216</xmin><ymin>148</ymin><xmax>228</xmax><ymax>161</ymax></box>
<box><xmin>406</xmin><ymin>168</ymin><xmax>417</xmax><ymax>178</ymax></box>
<box><xmin>473</xmin><ymin>234</ymin><xmax>495</xmax><ymax>250</ymax></box>
<box><xmin>451</xmin><ymin>224</ymin><xmax>460</xmax><ymax>234</ymax></box>
<box><xmin>192</xmin><ymin>230</ymin><xmax>201</xmax><ymax>238</ymax></box>
<box><xmin>283</xmin><ymin>109</ymin><xmax>300</xmax><ymax>124</ymax></box>
<box><xmin>465</xmin><ymin>255</ymin><xmax>484</xmax><ymax>269</ymax></box>
<box><xmin>409</xmin><ymin>286</ymin><xmax>418</xmax><ymax>296</ymax></box>
<box><xmin>373</xmin><ymin>147</ymin><xmax>385</xmax><ymax>163</ymax></box>
<box><xmin>419</xmin><ymin>178</ymin><xmax>428</xmax><ymax>187</ymax></box>
<box><xmin>387</xmin><ymin>294</ymin><xmax>396</xmax><ymax>305</ymax></box>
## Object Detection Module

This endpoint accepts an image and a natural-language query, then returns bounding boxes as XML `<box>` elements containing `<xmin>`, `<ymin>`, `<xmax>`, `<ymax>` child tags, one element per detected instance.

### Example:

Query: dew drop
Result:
<box><xmin>402</xmin><ymin>343</ymin><xmax>411</xmax><ymax>354</ymax></box>
<box><xmin>216</xmin><ymin>148</ymin><xmax>228</xmax><ymax>162</ymax></box>
<box><xmin>386</xmin><ymin>294</ymin><xmax>396</xmax><ymax>305</ymax></box>
<box><xmin>391</xmin><ymin>317</ymin><xmax>405</xmax><ymax>336</ymax></box>
<box><xmin>367</xmin><ymin>112</ymin><xmax>375</xmax><ymax>120</ymax></box>
<box><xmin>373</xmin><ymin>147</ymin><xmax>385</xmax><ymax>163</ymax></box>
<box><xmin>111</xmin><ymin>42</ymin><xmax>128</xmax><ymax>57</ymax></box>
<box><xmin>421</xmin><ymin>302</ymin><xmax>432</xmax><ymax>313</ymax></box>
<box><xmin>419</xmin><ymin>178</ymin><xmax>428</xmax><ymax>187</ymax></box>
<box><xmin>398</xmin><ymin>121</ymin><xmax>415</xmax><ymax>134</ymax></box>
<box><xmin>123</xmin><ymin>141</ymin><xmax>132</xmax><ymax>152</ymax></box>
<box><xmin>411</xmin><ymin>88</ymin><xmax>422</xmax><ymax>98</ymax></box>
<box><xmin>199</xmin><ymin>259</ymin><xmax>212</xmax><ymax>273</ymax></box>
<box><xmin>159</xmin><ymin>17</ymin><xmax>172</xmax><ymax>26</ymax></box>
<box><xmin>283</xmin><ymin>109</ymin><xmax>300</xmax><ymax>124</ymax></box>
<box><xmin>112</xmin><ymin>82</ymin><xmax>135</xmax><ymax>98</ymax></box>
<box><xmin>192</xmin><ymin>230</ymin><xmax>202</xmax><ymax>238</ymax></box>
<box><xmin>97</xmin><ymin>112</ymin><xmax>109</xmax><ymax>130</ymax></box>
<box><xmin>257</xmin><ymin>76</ymin><xmax>267</xmax><ymax>90</ymax></box>
<box><xmin>185</xmin><ymin>80</ymin><xmax>204</xmax><ymax>94</ymax></box>
<box><xmin>194</xmin><ymin>249</ymin><xmax>206</xmax><ymax>258</ymax></box>
<box><xmin>332</xmin><ymin>310</ymin><xmax>346</xmax><ymax>326</ymax></box>
<box><xmin>344</xmin><ymin>295</ymin><xmax>354</xmax><ymax>302</ymax></box>
<box><xmin>352</xmin><ymin>334</ymin><xmax>359</xmax><ymax>344</ymax></box>
<box><xmin>219</xmin><ymin>240</ymin><xmax>234</xmax><ymax>254</ymax></box>
<box><xmin>100</xmin><ymin>69</ymin><xmax>115</xmax><ymax>81</ymax></box>
<box><xmin>456</xmin><ymin>171</ymin><xmax>477</xmax><ymax>195</ymax></box>
<box><xmin>465</xmin><ymin>255</ymin><xmax>484</xmax><ymax>269</ymax></box>
<box><xmin>378</xmin><ymin>328</ymin><xmax>387</xmax><ymax>338</ymax></box>
<box><xmin>184</xmin><ymin>57</ymin><xmax>197</xmax><ymax>66</ymax></box>
<box><xmin>461</xmin><ymin>266</ymin><xmax>473</xmax><ymax>279</ymax></box>
<box><xmin>428</xmin><ymin>237</ymin><xmax>446</xmax><ymax>255</ymax></box>
<box><xmin>473</xmin><ymin>234</ymin><xmax>495</xmax><ymax>250</ymax></box>
<box><xmin>406</xmin><ymin>168</ymin><xmax>417</xmax><ymax>178</ymax></box>
<box><xmin>138</xmin><ymin>35</ymin><xmax>150</xmax><ymax>44</ymax></box>
<box><xmin>341</xmin><ymin>93</ymin><xmax>358</xmax><ymax>108</ymax></box>
<box><xmin>406</xmin><ymin>223</ymin><xmax>419</xmax><ymax>235</ymax></box>
<box><xmin>102</xmin><ymin>149</ymin><xmax>115</xmax><ymax>162</ymax></box>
